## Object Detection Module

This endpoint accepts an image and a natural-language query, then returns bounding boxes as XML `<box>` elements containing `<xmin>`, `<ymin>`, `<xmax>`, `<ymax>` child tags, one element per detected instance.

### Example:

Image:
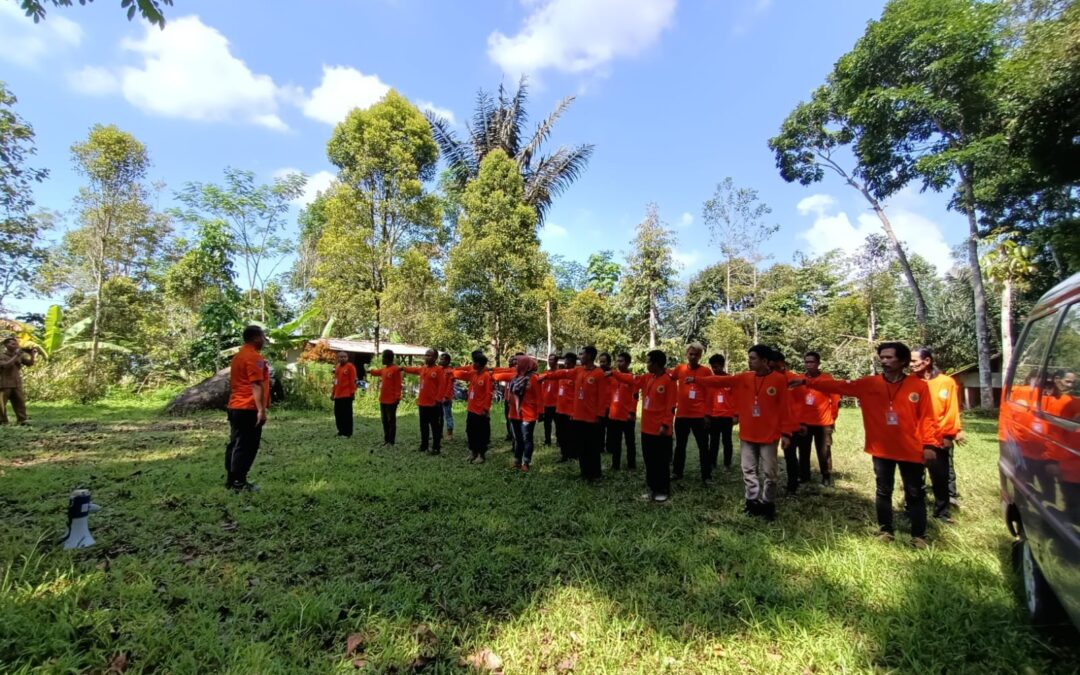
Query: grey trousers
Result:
<box><xmin>741</xmin><ymin>440</ymin><xmax>779</xmax><ymax>503</ymax></box>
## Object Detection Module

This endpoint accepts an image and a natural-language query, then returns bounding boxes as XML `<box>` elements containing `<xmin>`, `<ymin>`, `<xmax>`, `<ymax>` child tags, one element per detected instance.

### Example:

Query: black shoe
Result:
<box><xmin>744</xmin><ymin>500</ymin><xmax>758</xmax><ymax>516</ymax></box>
<box><xmin>934</xmin><ymin>514</ymin><xmax>955</xmax><ymax>525</ymax></box>
<box><xmin>761</xmin><ymin>502</ymin><xmax>776</xmax><ymax>522</ymax></box>
<box><xmin>702</xmin><ymin>478</ymin><xmax>713</xmax><ymax>488</ymax></box>
<box><xmin>428</xmin><ymin>448</ymin><xmax>442</xmax><ymax>455</ymax></box>
<box><xmin>786</xmin><ymin>484</ymin><xmax>799</xmax><ymax>496</ymax></box>
<box><xmin>822</xmin><ymin>475</ymin><xmax>834</xmax><ymax>488</ymax></box>
<box><xmin>673</xmin><ymin>474</ymin><xmax>684</xmax><ymax>481</ymax></box>
<box><xmin>627</xmin><ymin>464</ymin><xmax>637</xmax><ymax>470</ymax></box>
<box><xmin>230</xmin><ymin>481</ymin><xmax>260</xmax><ymax>492</ymax></box>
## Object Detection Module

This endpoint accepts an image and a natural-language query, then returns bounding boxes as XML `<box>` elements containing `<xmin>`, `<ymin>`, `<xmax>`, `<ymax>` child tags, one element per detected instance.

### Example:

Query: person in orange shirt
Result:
<box><xmin>225</xmin><ymin>325</ymin><xmax>270</xmax><ymax>491</ymax></box>
<box><xmin>598</xmin><ymin>352</ymin><xmax>614</xmax><ymax>454</ymax></box>
<box><xmin>497</xmin><ymin>355</ymin><xmax>542</xmax><ymax>472</ymax></box>
<box><xmin>542</xmin><ymin>351</ymin><xmax>578</xmax><ymax>463</ymax></box>
<box><xmin>450</xmin><ymin>351</ymin><xmax>495</xmax><ymax>464</ymax></box>
<box><xmin>910</xmin><ymin>347</ymin><xmax>965</xmax><ymax>523</ymax></box>
<box><xmin>549</xmin><ymin>346</ymin><xmax>608</xmax><ymax>481</ymax></box>
<box><xmin>794</xmin><ymin>342</ymin><xmax>940</xmax><ymax>548</ymax></box>
<box><xmin>607</xmin><ymin>352</ymin><xmax>638</xmax><ymax>471</ymax></box>
<box><xmin>770</xmin><ymin>352</ymin><xmax>806</xmax><ymax>495</ymax></box>
<box><xmin>796</xmin><ymin>351</ymin><xmax>840</xmax><ymax>488</ymax></box>
<box><xmin>610</xmin><ymin>349</ymin><xmax>677</xmax><ymax>501</ymax></box>
<box><xmin>403</xmin><ymin>348</ymin><xmax>445</xmax><ymax>455</ymax></box>
<box><xmin>331</xmin><ymin>351</ymin><xmax>358</xmax><ymax>438</ymax></box>
<box><xmin>670</xmin><ymin>342</ymin><xmax>712</xmax><ymax>485</ymax></box>
<box><xmin>541</xmin><ymin>353</ymin><xmax>560</xmax><ymax>446</ymax></box>
<box><xmin>705</xmin><ymin>353</ymin><xmax>736</xmax><ymax>471</ymax></box>
<box><xmin>688</xmin><ymin>344</ymin><xmax>791</xmax><ymax>521</ymax></box>
<box><xmin>368</xmin><ymin>349</ymin><xmax>403</xmax><ymax>446</ymax></box>
<box><xmin>438</xmin><ymin>352</ymin><xmax>456</xmax><ymax>441</ymax></box>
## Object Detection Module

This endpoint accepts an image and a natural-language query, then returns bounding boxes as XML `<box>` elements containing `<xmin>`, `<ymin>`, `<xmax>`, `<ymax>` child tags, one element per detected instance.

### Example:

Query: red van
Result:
<box><xmin>1000</xmin><ymin>272</ymin><xmax>1080</xmax><ymax>627</ymax></box>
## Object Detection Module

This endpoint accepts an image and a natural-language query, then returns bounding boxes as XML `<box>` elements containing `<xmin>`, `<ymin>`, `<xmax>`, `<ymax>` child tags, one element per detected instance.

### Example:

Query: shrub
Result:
<box><xmin>281</xmin><ymin>362</ymin><xmax>334</xmax><ymax>411</ymax></box>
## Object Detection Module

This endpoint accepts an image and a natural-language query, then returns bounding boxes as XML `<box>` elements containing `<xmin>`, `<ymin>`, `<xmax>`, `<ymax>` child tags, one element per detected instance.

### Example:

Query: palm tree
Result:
<box><xmin>427</xmin><ymin>76</ymin><xmax>594</xmax><ymax>225</ymax></box>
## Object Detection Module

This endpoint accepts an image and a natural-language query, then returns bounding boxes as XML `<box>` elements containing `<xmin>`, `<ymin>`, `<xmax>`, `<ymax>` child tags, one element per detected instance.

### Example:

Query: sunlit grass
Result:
<box><xmin>0</xmin><ymin>398</ymin><xmax>1075</xmax><ymax>673</ymax></box>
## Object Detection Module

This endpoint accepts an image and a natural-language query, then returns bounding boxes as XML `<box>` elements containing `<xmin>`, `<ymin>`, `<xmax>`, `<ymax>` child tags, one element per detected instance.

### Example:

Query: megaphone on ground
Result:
<box><xmin>62</xmin><ymin>488</ymin><xmax>100</xmax><ymax>550</ymax></box>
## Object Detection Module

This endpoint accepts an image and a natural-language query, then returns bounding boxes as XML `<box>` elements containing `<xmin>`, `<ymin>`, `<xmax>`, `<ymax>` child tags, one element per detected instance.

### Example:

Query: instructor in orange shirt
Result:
<box><xmin>796</xmin><ymin>351</ymin><xmax>840</xmax><ymax>488</ymax></box>
<box><xmin>368</xmin><ymin>349</ymin><xmax>403</xmax><ymax>446</ymax></box>
<box><xmin>550</xmin><ymin>346</ymin><xmax>608</xmax><ymax>482</ymax></box>
<box><xmin>670</xmin><ymin>342</ymin><xmax>712</xmax><ymax>485</ymax></box>
<box><xmin>225</xmin><ymin>326</ymin><xmax>270</xmax><ymax>492</ymax></box>
<box><xmin>331</xmin><ymin>351</ymin><xmax>358</xmax><ymax>438</ymax></box>
<box><xmin>611</xmin><ymin>350</ymin><xmax>677</xmax><ymax>502</ymax></box>
<box><xmin>910</xmin><ymin>347</ymin><xmax>964</xmax><ymax>523</ymax></box>
<box><xmin>403</xmin><ymin>349</ymin><xmax>445</xmax><ymax>455</ymax></box>
<box><xmin>795</xmin><ymin>342</ymin><xmax>940</xmax><ymax>548</ymax></box>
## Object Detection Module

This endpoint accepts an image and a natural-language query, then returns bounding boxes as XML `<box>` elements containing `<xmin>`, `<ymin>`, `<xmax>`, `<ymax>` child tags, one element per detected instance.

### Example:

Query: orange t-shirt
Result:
<box><xmin>811</xmin><ymin>374</ymin><xmax>939</xmax><ymax>463</ymax></box>
<box><xmin>926</xmin><ymin>373</ymin><xmax>963</xmax><ymax>438</ymax></box>
<box><xmin>670</xmin><ymin>364</ymin><xmax>710</xmax><ymax>419</ymax></box>
<box><xmin>551</xmin><ymin>366</ymin><xmax>609</xmax><ymax>423</ymax></box>
<box><xmin>452</xmin><ymin>368</ymin><xmax>494</xmax><ymax>415</ymax></box>
<box><xmin>403</xmin><ymin>365</ymin><xmax>444</xmax><ymax>407</ymax></box>
<box><xmin>541</xmin><ymin>372</ymin><xmax>559</xmax><ymax>408</ymax></box>
<box><xmin>797</xmin><ymin>373</ymin><xmax>840</xmax><ymax>427</ymax></box>
<box><xmin>368</xmin><ymin>364</ymin><xmax>403</xmax><ymax>404</ymax></box>
<box><xmin>695</xmin><ymin>371</ymin><xmax>790</xmax><ymax>443</ymax></box>
<box><xmin>706</xmin><ymin>374</ymin><xmax>736</xmax><ymax>418</ymax></box>
<box><xmin>613</xmin><ymin>370</ymin><xmax>676</xmax><ymax>436</ymax></box>
<box><xmin>608</xmin><ymin>371</ymin><xmax>637</xmax><ymax>422</ymax></box>
<box><xmin>496</xmin><ymin>372</ymin><xmax>542</xmax><ymax>422</ymax></box>
<box><xmin>440</xmin><ymin>366</ymin><xmax>455</xmax><ymax>402</ymax></box>
<box><xmin>228</xmin><ymin>344</ymin><xmax>270</xmax><ymax>410</ymax></box>
<box><xmin>332</xmin><ymin>362</ymin><xmax>358</xmax><ymax>399</ymax></box>
<box><xmin>548</xmin><ymin>370</ymin><xmax>577</xmax><ymax>416</ymax></box>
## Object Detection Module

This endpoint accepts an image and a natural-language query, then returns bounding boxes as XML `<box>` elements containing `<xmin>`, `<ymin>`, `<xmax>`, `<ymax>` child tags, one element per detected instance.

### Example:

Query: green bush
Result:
<box><xmin>281</xmin><ymin>362</ymin><xmax>334</xmax><ymax>411</ymax></box>
<box><xmin>21</xmin><ymin>356</ymin><xmax>108</xmax><ymax>404</ymax></box>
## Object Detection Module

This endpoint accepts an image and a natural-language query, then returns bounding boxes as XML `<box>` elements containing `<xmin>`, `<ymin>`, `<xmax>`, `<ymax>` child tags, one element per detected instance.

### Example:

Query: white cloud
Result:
<box><xmin>274</xmin><ymin>168</ymin><xmax>336</xmax><ymax>207</ymax></box>
<box><xmin>68</xmin><ymin>65</ymin><xmax>120</xmax><ymax>95</ymax></box>
<box><xmin>72</xmin><ymin>16</ymin><xmax>290</xmax><ymax>130</ymax></box>
<box><xmin>0</xmin><ymin>1</ymin><xmax>82</xmax><ymax>67</ymax></box>
<box><xmin>487</xmin><ymin>0</ymin><xmax>677</xmax><ymax>79</ymax></box>
<box><xmin>302</xmin><ymin>65</ymin><xmax>390</xmax><ymax>125</ymax></box>
<box><xmin>680</xmin><ymin>212</ymin><xmax>694</xmax><ymax>227</ymax></box>
<box><xmin>796</xmin><ymin>193</ymin><xmax>953</xmax><ymax>275</ymax></box>
<box><xmin>733</xmin><ymin>0</ymin><xmax>775</xmax><ymax>36</ymax></box>
<box><xmin>542</xmin><ymin>223</ymin><xmax>568</xmax><ymax>238</ymax></box>
<box><xmin>672</xmin><ymin>248</ymin><xmax>701</xmax><ymax>270</ymax></box>
<box><xmin>417</xmin><ymin>100</ymin><xmax>456</xmax><ymax>126</ymax></box>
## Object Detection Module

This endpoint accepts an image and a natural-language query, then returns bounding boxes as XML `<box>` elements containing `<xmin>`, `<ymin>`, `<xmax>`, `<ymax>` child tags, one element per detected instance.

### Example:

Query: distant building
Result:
<box><xmin>291</xmin><ymin>338</ymin><xmax>431</xmax><ymax>366</ymax></box>
<box><xmin>950</xmin><ymin>353</ymin><xmax>1004</xmax><ymax>409</ymax></box>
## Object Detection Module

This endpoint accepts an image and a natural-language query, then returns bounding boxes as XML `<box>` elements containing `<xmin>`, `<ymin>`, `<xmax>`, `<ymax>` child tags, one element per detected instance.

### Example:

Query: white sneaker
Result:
<box><xmin>653</xmin><ymin>494</ymin><xmax>669</xmax><ymax>503</ymax></box>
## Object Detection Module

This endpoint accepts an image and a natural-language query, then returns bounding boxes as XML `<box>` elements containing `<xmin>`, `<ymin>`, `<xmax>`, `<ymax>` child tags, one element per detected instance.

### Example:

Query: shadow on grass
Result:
<box><xmin>1</xmin><ymin>404</ymin><xmax>1076</xmax><ymax>673</ymax></box>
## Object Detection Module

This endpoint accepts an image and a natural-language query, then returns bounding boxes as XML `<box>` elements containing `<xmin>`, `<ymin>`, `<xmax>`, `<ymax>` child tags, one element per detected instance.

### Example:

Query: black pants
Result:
<box><xmin>783</xmin><ymin>439</ymin><xmax>801</xmax><ymax>491</ymax></box>
<box><xmin>418</xmin><ymin>405</ymin><xmax>442</xmax><ymax>452</ymax></box>
<box><xmin>674</xmin><ymin>417</ymin><xmax>710</xmax><ymax>480</ymax></box>
<box><xmin>574</xmin><ymin>420</ymin><xmax>603</xmax><ymax>480</ymax></box>
<box><xmin>543</xmin><ymin>406</ymin><xmax>556</xmax><ymax>445</ymax></box>
<box><xmin>642</xmin><ymin>433</ymin><xmax>673</xmax><ymax>496</ymax></box>
<box><xmin>926</xmin><ymin>444</ymin><xmax>952</xmax><ymax>518</ymax></box>
<box><xmin>948</xmin><ymin>445</ymin><xmax>959</xmax><ymax>499</ymax></box>
<box><xmin>334</xmin><ymin>396</ymin><xmax>354</xmax><ymax>437</ymax></box>
<box><xmin>555</xmin><ymin>413</ymin><xmax>574</xmax><ymax>459</ymax></box>
<box><xmin>225</xmin><ymin>408</ymin><xmax>262</xmax><ymax>486</ymax></box>
<box><xmin>380</xmin><ymin>402</ymin><xmax>398</xmax><ymax>444</ymax></box>
<box><xmin>797</xmin><ymin>424</ymin><xmax>832</xmax><ymax>482</ymax></box>
<box><xmin>873</xmin><ymin>457</ymin><xmax>926</xmax><ymax>538</ymax></box>
<box><xmin>606</xmin><ymin>418</ymin><xmax>637</xmax><ymax>469</ymax></box>
<box><xmin>599</xmin><ymin>416</ymin><xmax>609</xmax><ymax>453</ymax></box>
<box><xmin>466</xmin><ymin>411</ymin><xmax>491</xmax><ymax>457</ymax></box>
<box><xmin>707</xmin><ymin>416</ymin><xmax>735</xmax><ymax>469</ymax></box>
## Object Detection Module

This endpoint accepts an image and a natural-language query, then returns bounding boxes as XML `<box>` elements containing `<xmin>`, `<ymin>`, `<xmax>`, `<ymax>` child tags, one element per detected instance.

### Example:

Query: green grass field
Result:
<box><xmin>1</xmin><ymin>397</ymin><xmax>1076</xmax><ymax>674</ymax></box>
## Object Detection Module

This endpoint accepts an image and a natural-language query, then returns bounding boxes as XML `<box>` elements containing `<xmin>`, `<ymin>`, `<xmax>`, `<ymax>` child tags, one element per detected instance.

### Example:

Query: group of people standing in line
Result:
<box><xmin>226</xmin><ymin>326</ymin><xmax>965</xmax><ymax>548</ymax></box>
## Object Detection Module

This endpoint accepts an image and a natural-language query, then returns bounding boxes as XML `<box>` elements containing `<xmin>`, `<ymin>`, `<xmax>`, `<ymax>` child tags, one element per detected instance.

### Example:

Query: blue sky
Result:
<box><xmin>1</xmin><ymin>0</ymin><xmax>968</xmax><ymax>315</ymax></box>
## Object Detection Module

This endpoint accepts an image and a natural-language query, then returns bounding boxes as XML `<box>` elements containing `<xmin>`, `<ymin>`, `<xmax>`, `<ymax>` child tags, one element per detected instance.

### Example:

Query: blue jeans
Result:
<box><xmin>511</xmin><ymin>419</ymin><xmax>536</xmax><ymax>465</ymax></box>
<box><xmin>441</xmin><ymin>400</ymin><xmax>454</xmax><ymax>432</ymax></box>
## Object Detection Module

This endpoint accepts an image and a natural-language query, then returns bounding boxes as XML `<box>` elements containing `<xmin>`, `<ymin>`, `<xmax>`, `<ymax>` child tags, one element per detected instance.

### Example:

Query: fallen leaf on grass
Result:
<box><xmin>107</xmin><ymin>652</ymin><xmax>129</xmax><ymax>673</ymax></box>
<box><xmin>462</xmin><ymin>648</ymin><xmax>503</xmax><ymax>671</ymax></box>
<box><xmin>568</xmin><ymin>631</ymin><xmax>582</xmax><ymax>644</ymax></box>
<box><xmin>712</xmin><ymin>645</ymin><xmax>726</xmax><ymax>657</ymax></box>
<box><xmin>351</xmin><ymin>657</ymin><xmax>368</xmax><ymax>669</ymax></box>
<box><xmin>555</xmin><ymin>655</ymin><xmax>576</xmax><ymax>672</ymax></box>
<box><xmin>346</xmin><ymin>633</ymin><xmax>366</xmax><ymax>656</ymax></box>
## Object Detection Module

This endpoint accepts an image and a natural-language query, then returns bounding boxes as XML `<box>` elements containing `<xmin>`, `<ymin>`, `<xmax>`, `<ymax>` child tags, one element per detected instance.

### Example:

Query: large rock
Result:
<box><xmin>166</xmin><ymin>368</ymin><xmax>231</xmax><ymax>415</ymax></box>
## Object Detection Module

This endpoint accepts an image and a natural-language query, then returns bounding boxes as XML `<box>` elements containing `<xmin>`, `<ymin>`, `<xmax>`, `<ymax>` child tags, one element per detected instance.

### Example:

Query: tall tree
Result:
<box><xmin>585</xmin><ymin>250</ymin><xmax>621</xmax><ymax>296</ymax></box>
<box><xmin>622</xmin><ymin>203</ymin><xmax>677</xmax><ymax>348</ymax></box>
<box><xmin>176</xmin><ymin>168</ymin><xmax>304</xmax><ymax>323</ymax></box>
<box><xmin>446</xmin><ymin>149</ymin><xmax>545</xmax><ymax>364</ymax></box>
<box><xmin>701</xmin><ymin>178</ymin><xmax>778</xmax><ymax>342</ymax></box>
<box><xmin>323</xmin><ymin>90</ymin><xmax>441</xmax><ymax>351</ymax></box>
<box><xmin>19</xmin><ymin>0</ymin><xmax>172</xmax><ymax>26</ymax></box>
<box><xmin>982</xmin><ymin>232</ymin><xmax>1038</xmax><ymax>368</ymax></box>
<box><xmin>289</xmin><ymin>191</ymin><xmax>330</xmax><ymax>308</ymax></box>
<box><xmin>67</xmin><ymin>124</ymin><xmax>156</xmax><ymax>369</ymax></box>
<box><xmin>428</xmin><ymin>77</ymin><xmax>593</xmax><ymax>225</ymax></box>
<box><xmin>769</xmin><ymin>86</ymin><xmax>930</xmax><ymax>335</ymax></box>
<box><xmin>0</xmin><ymin>83</ymin><xmax>49</xmax><ymax>314</ymax></box>
<box><xmin>830</xmin><ymin>0</ymin><xmax>1005</xmax><ymax>408</ymax></box>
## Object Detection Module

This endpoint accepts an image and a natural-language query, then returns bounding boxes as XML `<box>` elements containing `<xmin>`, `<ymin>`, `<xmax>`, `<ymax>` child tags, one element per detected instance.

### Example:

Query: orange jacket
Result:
<box><xmin>368</xmin><ymin>364</ymin><xmax>403</xmax><ymax>404</ymax></box>
<box><xmin>440</xmin><ymin>366</ymin><xmax>455</xmax><ymax>402</ymax></box>
<box><xmin>550</xmin><ymin>366</ymin><xmax>609</xmax><ymax>423</ymax></box>
<box><xmin>608</xmin><ymin>371</ymin><xmax>638</xmax><ymax>422</ymax></box>
<box><xmin>452</xmin><ymin>368</ymin><xmax>494</xmax><ymax>415</ymax></box>
<box><xmin>810</xmin><ymin>374</ymin><xmax>940</xmax><ymax>463</ymax></box>
<box><xmin>541</xmin><ymin>373</ymin><xmax>559</xmax><ymax>408</ymax></box>
<box><xmin>496</xmin><ymin>372</ymin><xmax>542</xmax><ymax>422</ymax></box>
<box><xmin>332</xmin><ymin>362</ymin><xmax>358</xmax><ymax>399</ymax></box>
<box><xmin>228</xmin><ymin>344</ymin><xmax>270</xmax><ymax>411</ymax></box>
<box><xmin>543</xmin><ymin>370</ymin><xmax>578</xmax><ymax>416</ymax></box>
<box><xmin>612</xmin><ymin>370</ymin><xmax>676</xmax><ymax>436</ymax></box>
<box><xmin>706</xmin><ymin>375</ymin><xmax>736</xmax><ymax>418</ymax></box>
<box><xmin>926</xmin><ymin>373</ymin><xmax>963</xmax><ymax>438</ymax></box>
<box><xmin>403</xmin><ymin>365</ymin><xmax>444</xmax><ymax>407</ymax></box>
<box><xmin>797</xmin><ymin>372</ymin><xmax>840</xmax><ymax>427</ymax></box>
<box><xmin>670</xmin><ymin>363</ymin><xmax>710</xmax><ymax>419</ymax></box>
<box><xmin>693</xmin><ymin>371</ymin><xmax>790</xmax><ymax>443</ymax></box>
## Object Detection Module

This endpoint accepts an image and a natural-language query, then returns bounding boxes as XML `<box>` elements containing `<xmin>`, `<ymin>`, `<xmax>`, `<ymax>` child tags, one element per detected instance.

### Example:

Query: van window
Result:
<box><xmin>1041</xmin><ymin>303</ymin><xmax>1080</xmax><ymax>423</ymax></box>
<box><xmin>1008</xmin><ymin>310</ymin><xmax>1058</xmax><ymax>405</ymax></box>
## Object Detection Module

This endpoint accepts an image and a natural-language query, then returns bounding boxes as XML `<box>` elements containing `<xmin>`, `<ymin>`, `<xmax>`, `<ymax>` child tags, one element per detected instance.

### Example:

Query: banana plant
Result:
<box><xmin>219</xmin><ymin>307</ymin><xmax>332</xmax><ymax>358</ymax></box>
<box><xmin>37</xmin><ymin>305</ymin><xmax>131</xmax><ymax>357</ymax></box>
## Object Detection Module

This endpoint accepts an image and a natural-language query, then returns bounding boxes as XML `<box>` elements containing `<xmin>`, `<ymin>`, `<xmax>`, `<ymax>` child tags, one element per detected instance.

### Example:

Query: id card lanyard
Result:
<box><xmin>884</xmin><ymin>375</ymin><xmax>903</xmax><ymax>425</ymax></box>
<box><xmin>752</xmin><ymin>372</ymin><xmax>766</xmax><ymax>417</ymax></box>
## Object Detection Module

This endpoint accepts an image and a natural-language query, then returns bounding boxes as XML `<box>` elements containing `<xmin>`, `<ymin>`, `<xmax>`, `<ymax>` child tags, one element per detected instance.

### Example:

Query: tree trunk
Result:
<box><xmin>373</xmin><ymin>295</ymin><xmax>381</xmax><ymax>355</ymax></box>
<box><xmin>493</xmin><ymin>313</ymin><xmax>502</xmax><ymax>367</ymax></box>
<box><xmin>1001</xmin><ymin>278</ymin><xmax>1013</xmax><ymax>374</ymax></box>
<box><xmin>868</xmin><ymin>302</ymin><xmax>877</xmax><ymax>375</ymax></box>
<box><xmin>725</xmin><ymin>261</ymin><xmax>732</xmax><ymax>313</ymax></box>
<box><xmin>751</xmin><ymin>266</ymin><xmax>759</xmax><ymax>344</ymax></box>
<box><xmin>960</xmin><ymin>187</ymin><xmax>995</xmax><ymax>410</ymax></box>
<box><xmin>648</xmin><ymin>289</ymin><xmax>657</xmax><ymax>349</ymax></box>
<box><xmin>865</xmin><ymin>192</ymin><xmax>929</xmax><ymax>338</ymax></box>
<box><xmin>90</xmin><ymin>272</ymin><xmax>103</xmax><ymax>369</ymax></box>
<box><xmin>545</xmin><ymin>299</ymin><xmax>553</xmax><ymax>355</ymax></box>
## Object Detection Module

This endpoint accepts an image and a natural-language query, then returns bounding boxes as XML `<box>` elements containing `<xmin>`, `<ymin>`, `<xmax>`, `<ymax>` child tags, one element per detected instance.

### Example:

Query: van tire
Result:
<box><xmin>1013</xmin><ymin>538</ymin><xmax>1066</xmax><ymax>626</ymax></box>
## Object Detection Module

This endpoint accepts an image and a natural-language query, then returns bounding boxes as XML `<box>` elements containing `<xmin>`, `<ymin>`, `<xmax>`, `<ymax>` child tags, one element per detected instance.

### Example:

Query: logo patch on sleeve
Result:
<box><xmin>938</xmin><ymin>388</ymin><xmax>949</xmax><ymax>400</ymax></box>
<box><xmin>766</xmin><ymin>386</ymin><xmax>777</xmax><ymax>396</ymax></box>
<box><xmin>908</xmin><ymin>392</ymin><xmax>920</xmax><ymax>403</ymax></box>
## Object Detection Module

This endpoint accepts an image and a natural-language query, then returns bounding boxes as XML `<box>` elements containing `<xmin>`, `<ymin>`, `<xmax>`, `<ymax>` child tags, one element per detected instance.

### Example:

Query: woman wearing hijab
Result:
<box><xmin>496</xmin><ymin>355</ymin><xmax>542</xmax><ymax>472</ymax></box>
